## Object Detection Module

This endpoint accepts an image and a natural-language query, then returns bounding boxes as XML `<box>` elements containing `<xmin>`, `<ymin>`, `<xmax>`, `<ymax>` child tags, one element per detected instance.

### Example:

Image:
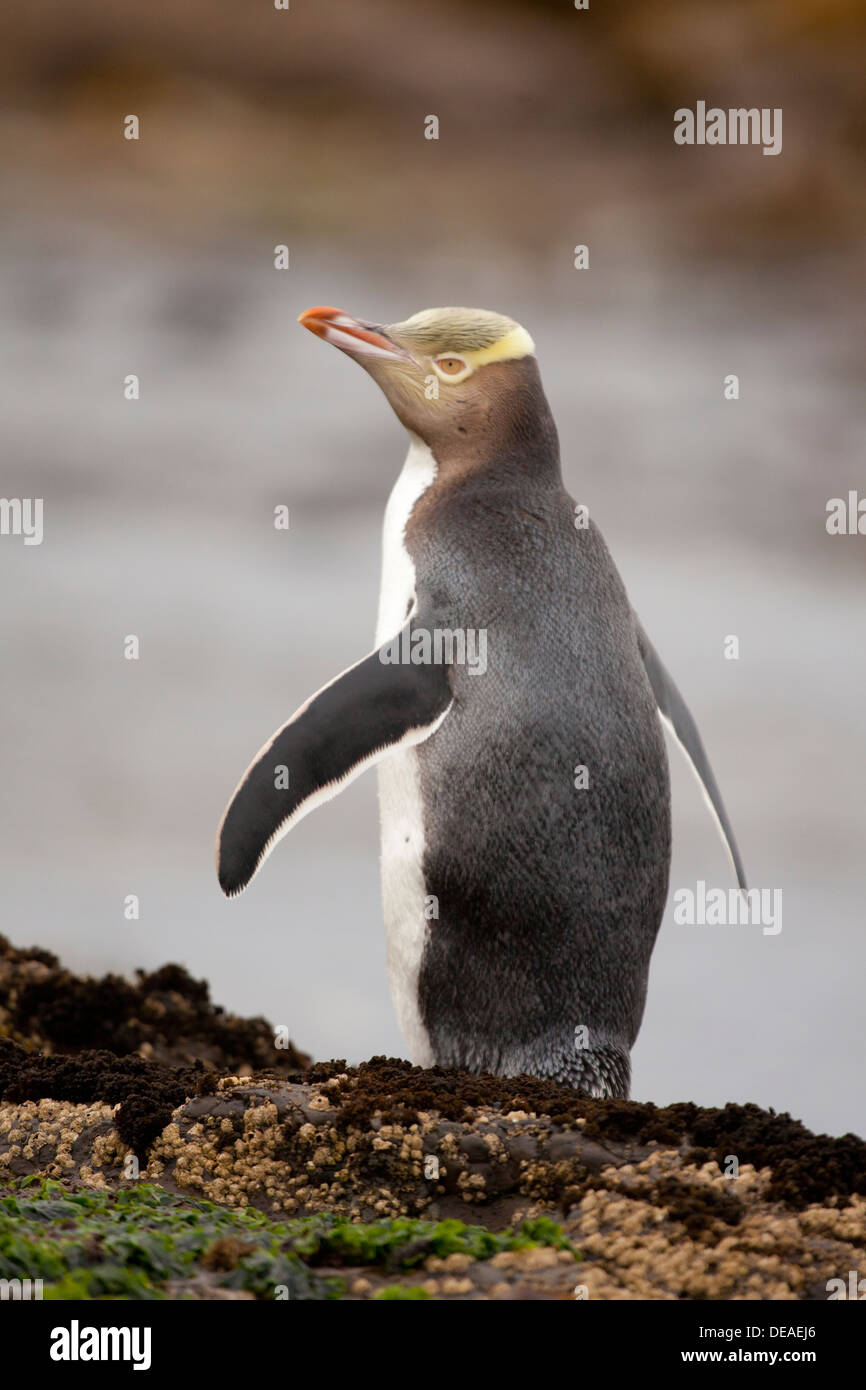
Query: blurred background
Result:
<box><xmin>1</xmin><ymin>0</ymin><xmax>864</xmax><ymax>1136</ymax></box>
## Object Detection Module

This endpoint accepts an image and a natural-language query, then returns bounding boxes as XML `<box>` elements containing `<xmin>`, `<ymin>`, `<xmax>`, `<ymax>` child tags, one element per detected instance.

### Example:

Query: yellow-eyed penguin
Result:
<box><xmin>216</xmin><ymin>305</ymin><xmax>746</xmax><ymax>1097</ymax></box>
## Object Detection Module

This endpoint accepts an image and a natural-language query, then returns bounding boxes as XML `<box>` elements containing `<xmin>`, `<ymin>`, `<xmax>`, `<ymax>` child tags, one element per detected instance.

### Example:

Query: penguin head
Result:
<box><xmin>298</xmin><ymin>305</ymin><xmax>546</xmax><ymax>457</ymax></box>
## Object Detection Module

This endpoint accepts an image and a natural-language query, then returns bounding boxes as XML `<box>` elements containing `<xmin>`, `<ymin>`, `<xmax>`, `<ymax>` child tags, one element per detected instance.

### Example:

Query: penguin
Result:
<box><xmin>216</xmin><ymin>305</ymin><xmax>746</xmax><ymax>1098</ymax></box>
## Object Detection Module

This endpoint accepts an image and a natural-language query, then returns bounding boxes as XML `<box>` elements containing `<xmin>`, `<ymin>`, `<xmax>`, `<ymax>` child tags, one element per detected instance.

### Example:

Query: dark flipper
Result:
<box><xmin>216</xmin><ymin>622</ymin><xmax>453</xmax><ymax>897</ymax></box>
<box><xmin>637</xmin><ymin>624</ymin><xmax>747</xmax><ymax>890</ymax></box>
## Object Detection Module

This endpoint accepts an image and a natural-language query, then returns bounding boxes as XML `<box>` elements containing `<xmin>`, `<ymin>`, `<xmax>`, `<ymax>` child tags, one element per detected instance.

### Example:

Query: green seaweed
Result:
<box><xmin>0</xmin><ymin>1178</ymin><xmax>577</xmax><ymax>1301</ymax></box>
<box><xmin>373</xmin><ymin>1284</ymin><xmax>434</xmax><ymax>1300</ymax></box>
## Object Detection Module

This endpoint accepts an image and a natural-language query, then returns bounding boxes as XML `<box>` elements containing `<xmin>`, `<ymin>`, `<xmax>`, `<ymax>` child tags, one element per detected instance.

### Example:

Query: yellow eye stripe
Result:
<box><xmin>459</xmin><ymin>325</ymin><xmax>535</xmax><ymax>370</ymax></box>
<box><xmin>431</xmin><ymin>326</ymin><xmax>535</xmax><ymax>385</ymax></box>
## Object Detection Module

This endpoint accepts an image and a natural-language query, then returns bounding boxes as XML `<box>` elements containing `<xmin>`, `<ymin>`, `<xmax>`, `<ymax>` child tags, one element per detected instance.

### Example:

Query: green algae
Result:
<box><xmin>373</xmin><ymin>1284</ymin><xmax>434</xmax><ymax>1300</ymax></box>
<box><xmin>0</xmin><ymin>1178</ymin><xmax>577</xmax><ymax>1300</ymax></box>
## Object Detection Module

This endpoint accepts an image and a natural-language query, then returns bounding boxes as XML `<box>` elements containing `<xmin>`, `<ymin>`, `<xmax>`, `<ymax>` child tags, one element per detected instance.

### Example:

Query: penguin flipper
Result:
<box><xmin>216</xmin><ymin>626</ymin><xmax>452</xmax><ymax>897</ymax></box>
<box><xmin>637</xmin><ymin>625</ymin><xmax>747</xmax><ymax>890</ymax></box>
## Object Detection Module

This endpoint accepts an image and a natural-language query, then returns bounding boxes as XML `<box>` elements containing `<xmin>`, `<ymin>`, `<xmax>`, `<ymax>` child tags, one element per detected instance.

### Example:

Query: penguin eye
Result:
<box><xmin>435</xmin><ymin>356</ymin><xmax>468</xmax><ymax>376</ymax></box>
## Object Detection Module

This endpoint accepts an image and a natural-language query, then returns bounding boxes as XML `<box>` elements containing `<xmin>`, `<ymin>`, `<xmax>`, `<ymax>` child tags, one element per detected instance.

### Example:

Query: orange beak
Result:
<box><xmin>298</xmin><ymin>306</ymin><xmax>415</xmax><ymax>363</ymax></box>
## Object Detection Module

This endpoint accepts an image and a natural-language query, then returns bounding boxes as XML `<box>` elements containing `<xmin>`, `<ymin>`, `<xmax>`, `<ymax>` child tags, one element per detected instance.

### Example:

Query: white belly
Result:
<box><xmin>375</xmin><ymin>435</ymin><xmax>438</xmax><ymax>1065</ymax></box>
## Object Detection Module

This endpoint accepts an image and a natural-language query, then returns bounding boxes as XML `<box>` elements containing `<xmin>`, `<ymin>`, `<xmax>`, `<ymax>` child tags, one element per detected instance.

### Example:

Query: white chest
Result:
<box><xmin>374</xmin><ymin>435</ymin><xmax>436</xmax><ymax>645</ymax></box>
<box><xmin>375</xmin><ymin>436</ymin><xmax>438</xmax><ymax>1064</ymax></box>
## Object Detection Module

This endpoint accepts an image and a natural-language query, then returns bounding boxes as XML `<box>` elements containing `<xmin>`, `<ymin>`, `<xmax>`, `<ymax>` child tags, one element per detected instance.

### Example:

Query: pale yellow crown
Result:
<box><xmin>388</xmin><ymin>307</ymin><xmax>535</xmax><ymax>368</ymax></box>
